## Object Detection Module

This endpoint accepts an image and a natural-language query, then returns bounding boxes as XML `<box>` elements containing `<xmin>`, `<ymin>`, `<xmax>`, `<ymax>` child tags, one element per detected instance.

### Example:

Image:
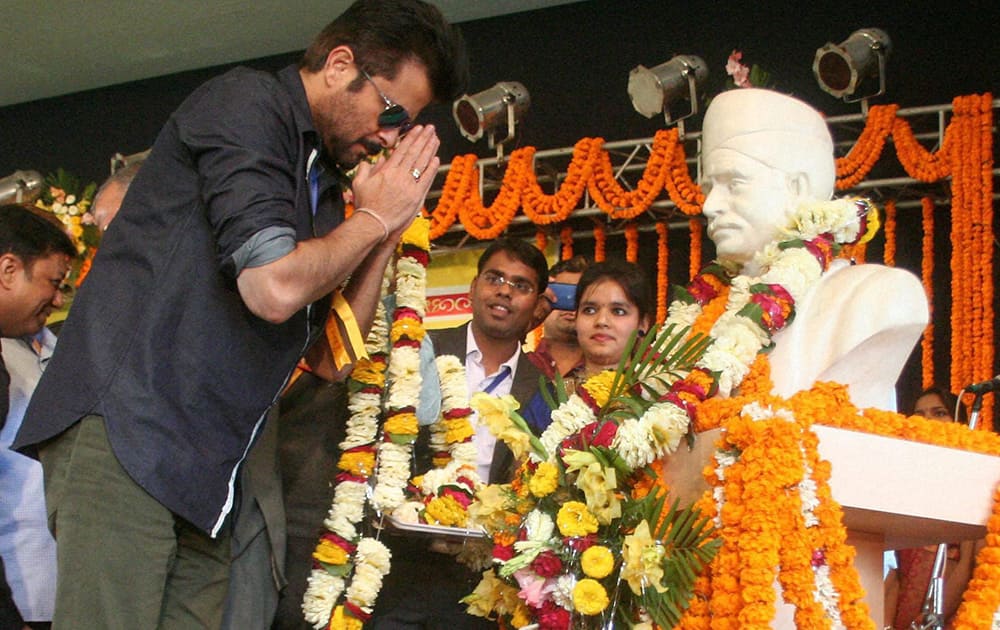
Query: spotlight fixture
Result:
<box><xmin>110</xmin><ymin>149</ymin><xmax>151</xmax><ymax>175</ymax></box>
<box><xmin>452</xmin><ymin>82</ymin><xmax>530</xmax><ymax>150</ymax></box>
<box><xmin>813</xmin><ymin>28</ymin><xmax>891</xmax><ymax>102</ymax></box>
<box><xmin>0</xmin><ymin>169</ymin><xmax>43</xmax><ymax>204</ymax></box>
<box><xmin>627</xmin><ymin>55</ymin><xmax>708</xmax><ymax>125</ymax></box>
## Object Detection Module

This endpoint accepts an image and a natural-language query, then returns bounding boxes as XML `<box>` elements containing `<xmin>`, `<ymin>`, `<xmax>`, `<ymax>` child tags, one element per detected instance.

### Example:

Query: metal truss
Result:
<box><xmin>427</xmin><ymin>99</ymin><xmax>999</xmax><ymax>248</ymax></box>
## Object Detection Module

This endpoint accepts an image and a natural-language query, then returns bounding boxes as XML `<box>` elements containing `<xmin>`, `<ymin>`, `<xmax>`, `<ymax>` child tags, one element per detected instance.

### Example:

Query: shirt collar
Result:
<box><xmin>466</xmin><ymin>323</ymin><xmax>520</xmax><ymax>375</ymax></box>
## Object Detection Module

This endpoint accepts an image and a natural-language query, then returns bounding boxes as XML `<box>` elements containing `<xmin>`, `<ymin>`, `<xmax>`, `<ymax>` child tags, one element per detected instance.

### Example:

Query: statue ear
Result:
<box><xmin>786</xmin><ymin>172</ymin><xmax>812</xmax><ymax>200</ymax></box>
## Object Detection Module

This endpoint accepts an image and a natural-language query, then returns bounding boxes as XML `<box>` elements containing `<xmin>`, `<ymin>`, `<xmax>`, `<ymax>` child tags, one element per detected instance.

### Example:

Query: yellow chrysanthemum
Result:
<box><xmin>312</xmin><ymin>538</ymin><xmax>350</xmax><ymax>565</ymax></box>
<box><xmin>581</xmin><ymin>370</ymin><xmax>616</xmax><ymax>408</ymax></box>
<box><xmin>383</xmin><ymin>412</ymin><xmax>418</xmax><ymax>436</ymax></box>
<box><xmin>337</xmin><ymin>450</ymin><xmax>375</xmax><ymax>477</ymax></box>
<box><xmin>556</xmin><ymin>501</ymin><xmax>599</xmax><ymax>537</ymax></box>
<box><xmin>581</xmin><ymin>545</ymin><xmax>615</xmax><ymax>579</ymax></box>
<box><xmin>400</xmin><ymin>216</ymin><xmax>431</xmax><ymax>250</ymax></box>
<box><xmin>510</xmin><ymin>601</ymin><xmax>533</xmax><ymax>628</ymax></box>
<box><xmin>390</xmin><ymin>316</ymin><xmax>425</xmax><ymax>343</ymax></box>
<box><xmin>329</xmin><ymin>605</ymin><xmax>364</xmax><ymax>630</ymax></box>
<box><xmin>350</xmin><ymin>360</ymin><xmax>386</xmax><ymax>387</ymax></box>
<box><xmin>424</xmin><ymin>494</ymin><xmax>468</xmax><ymax>527</ymax></box>
<box><xmin>572</xmin><ymin>578</ymin><xmax>610</xmax><ymax>615</ymax></box>
<box><xmin>443</xmin><ymin>417</ymin><xmax>475</xmax><ymax>443</ymax></box>
<box><xmin>527</xmin><ymin>461</ymin><xmax>559</xmax><ymax>497</ymax></box>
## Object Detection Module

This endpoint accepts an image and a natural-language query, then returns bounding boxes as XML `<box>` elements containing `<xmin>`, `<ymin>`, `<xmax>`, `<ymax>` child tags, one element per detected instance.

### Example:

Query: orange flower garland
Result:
<box><xmin>882</xmin><ymin>200</ymin><xmax>897</xmax><ymax>267</ymax></box>
<box><xmin>534</xmin><ymin>229</ymin><xmax>546</xmax><ymax>252</ymax></box>
<box><xmin>834</xmin><ymin>104</ymin><xmax>897</xmax><ymax>189</ymax></box>
<box><xmin>953</xmin><ymin>484</ymin><xmax>1000</xmax><ymax>630</ymax></box>
<box><xmin>593</xmin><ymin>222</ymin><xmax>606</xmax><ymax>261</ymax></box>
<box><xmin>427</xmin><ymin>153</ymin><xmax>477</xmax><ymax>239</ymax></box>
<box><xmin>458</xmin><ymin>148</ymin><xmax>534</xmax><ymax>240</ymax></box>
<box><xmin>588</xmin><ymin>130</ymin><xmax>672</xmax><ymax>219</ymax></box>
<box><xmin>920</xmin><ymin>197</ymin><xmax>936</xmax><ymax>389</ymax></box>
<box><xmin>892</xmin><ymin>116</ymin><xmax>951</xmax><ymax>182</ymax></box>
<box><xmin>688</xmin><ymin>219</ymin><xmax>702</xmax><ymax>281</ymax></box>
<box><xmin>655</xmin><ymin>222</ymin><xmax>669</xmax><ymax>323</ymax></box>
<box><xmin>560</xmin><ymin>225</ymin><xmax>574</xmax><ymax>260</ymax></box>
<box><xmin>624</xmin><ymin>222</ymin><xmax>639</xmax><ymax>262</ymax></box>
<box><xmin>521</xmin><ymin>139</ymin><xmax>599</xmax><ymax>224</ymax></box>
<box><xmin>663</xmin><ymin>137</ymin><xmax>705</xmax><ymax>216</ymax></box>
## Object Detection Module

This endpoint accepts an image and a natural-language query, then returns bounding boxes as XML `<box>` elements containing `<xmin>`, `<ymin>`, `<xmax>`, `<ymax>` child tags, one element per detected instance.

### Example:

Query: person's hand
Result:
<box><xmin>528</xmin><ymin>287</ymin><xmax>555</xmax><ymax>331</ymax></box>
<box><xmin>350</xmin><ymin>125</ymin><xmax>441</xmax><ymax>236</ymax></box>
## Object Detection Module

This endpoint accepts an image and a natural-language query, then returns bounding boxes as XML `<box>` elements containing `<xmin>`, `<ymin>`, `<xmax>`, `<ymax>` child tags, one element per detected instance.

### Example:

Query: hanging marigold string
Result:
<box><xmin>588</xmin><ymin>130</ymin><xmax>673</xmax><ymax>219</ymax></box>
<box><xmin>593</xmin><ymin>222</ymin><xmax>606</xmax><ymax>261</ymax></box>
<box><xmin>688</xmin><ymin>218</ymin><xmax>702</xmax><ymax>281</ymax></box>
<box><xmin>521</xmin><ymin>139</ymin><xmax>600</xmax><ymax>224</ymax></box>
<box><xmin>427</xmin><ymin>154</ymin><xmax>477</xmax><ymax>239</ymax></box>
<box><xmin>559</xmin><ymin>225</ymin><xmax>574</xmax><ymax>260</ymax></box>
<box><xmin>945</xmin><ymin>94</ymin><xmax>995</xmax><ymax>430</ymax></box>
<box><xmin>458</xmin><ymin>149</ymin><xmax>533</xmax><ymax>240</ymax></box>
<box><xmin>534</xmin><ymin>229</ymin><xmax>547</xmax><ymax>252</ymax></box>
<box><xmin>662</xmin><ymin>132</ymin><xmax>705</xmax><ymax>215</ymax></box>
<box><xmin>921</xmin><ymin>197</ymin><xmax>936</xmax><ymax>390</ymax></box>
<box><xmin>892</xmin><ymin>116</ymin><xmax>951</xmax><ymax>182</ymax></box>
<box><xmin>625</xmin><ymin>222</ymin><xmax>639</xmax><ymax>262</ymax></box>
<box><xmin>656</xmin><ymin>222</ymin><xmax>669</xmax><ymax>323</ymax></box>
<box><xmin>882</xmin><ymin>200</ymin><xmax>897</xmax><ymax>267</ymax></box>
<box><xmin>834</xmin><ymin>104</ymin><xmax>898</xmax><ymax>189</ymax></box>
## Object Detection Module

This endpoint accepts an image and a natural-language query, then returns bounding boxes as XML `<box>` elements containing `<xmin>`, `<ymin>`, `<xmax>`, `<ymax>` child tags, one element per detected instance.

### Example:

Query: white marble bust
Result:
<box><xmin>700</xmin><ymin>89</ymin><xmax>928</xmax><ymax>410</ymax></box>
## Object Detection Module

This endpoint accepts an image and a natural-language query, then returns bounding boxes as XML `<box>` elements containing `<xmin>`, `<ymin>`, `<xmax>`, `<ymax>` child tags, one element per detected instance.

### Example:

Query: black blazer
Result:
<box><xmin>424</xmin><ymin>322</ymin><xmax>543</xmax><ymax>483</ymax></box>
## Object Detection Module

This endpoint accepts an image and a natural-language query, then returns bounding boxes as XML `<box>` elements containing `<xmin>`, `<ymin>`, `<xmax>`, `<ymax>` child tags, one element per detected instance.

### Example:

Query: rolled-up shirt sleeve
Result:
<box><xmin>228</xmin><ymin>225</ymin><xmax>297</xmax><ymax>274</ymax></box>
<box><xmin>172</xmin><ymin>68</ymin><xmax>302</xmax><ymax>279</ymax></box>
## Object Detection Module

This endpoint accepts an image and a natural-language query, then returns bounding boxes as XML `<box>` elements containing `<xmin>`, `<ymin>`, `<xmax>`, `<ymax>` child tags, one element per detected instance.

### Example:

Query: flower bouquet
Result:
<box><xmin>463</xmin><ymin>325</ymin><xmax>721</xmax><ymax>629</ymax></box>
<box><xmin>33</xmin><ymin>169</ymin><xmax>99</xmax><ymax>285</ymax></box>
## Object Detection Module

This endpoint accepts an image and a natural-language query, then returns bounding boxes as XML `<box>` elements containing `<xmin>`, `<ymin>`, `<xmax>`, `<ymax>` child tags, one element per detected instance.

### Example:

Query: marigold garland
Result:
<box><xmin>593</xmin><ymin>222</ymin><xmax>606</xmax><ymax>261</ymax></box>
<box><xmin>688</xmin><ymin>219</ymin><xmax>702</xmax><ymax>281</ymax></box>
<box><xmin>920</xmin><ymin>197</ymin><xmax>936</xmax><ymax>389</ymax></box>
<box><xmin>882</xmin><ymin>200</ymin><xmax>897</xmax><ymax>267</ymax></box>
<box><xmin>656</xmin><ymin>222</ymin><xmax>669</xmax><ymax>323</ymax></box>
<box><xmin>624</xmin><ymin>222</ymin><xmax>639</xmax><ymax>262</ymax></box>
<box><xmin>834</xmin><ymin>104</ymin><xmax>897</xmax><ymax>188</ymax></box>
<box><xmin>522</xmin><ymin>139</ymin><xmax>600</xmax><ymax>224</ymax></box>
<box><xmin>560</xmin><ymin>225</ymin><xmax>574</xmax><ymax>259</ymax></box>
<box><xmin>588</xmin><ymin>130</ymin><xmax>672</xmax><ymax>219</ymax></box>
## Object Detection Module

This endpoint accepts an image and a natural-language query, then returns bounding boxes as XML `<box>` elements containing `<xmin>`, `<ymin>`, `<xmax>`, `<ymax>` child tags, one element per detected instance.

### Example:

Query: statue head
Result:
<box><xmin>700</xmin><ymin>88</ymin><xmax>835</xmax><ymax>265</ymax></box>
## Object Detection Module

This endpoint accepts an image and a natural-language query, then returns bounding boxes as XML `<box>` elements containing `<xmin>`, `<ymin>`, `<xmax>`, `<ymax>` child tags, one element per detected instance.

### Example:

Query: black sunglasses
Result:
<box><xmin>360</xmin><ymin>68</ymin><xmax>413</xmax><ymax>134</ymax></box>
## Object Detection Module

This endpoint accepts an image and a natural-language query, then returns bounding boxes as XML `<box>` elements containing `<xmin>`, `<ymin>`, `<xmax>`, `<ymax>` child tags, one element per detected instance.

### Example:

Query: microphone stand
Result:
<box><xmin>967</xmin><ymin>391</ymin><xmax>984</xmax><ymax>430</ymax></box>
<box><xmin>910</xmin><ymin>543</ymin><xmax>947</xmax><ymax>630</ymax></box>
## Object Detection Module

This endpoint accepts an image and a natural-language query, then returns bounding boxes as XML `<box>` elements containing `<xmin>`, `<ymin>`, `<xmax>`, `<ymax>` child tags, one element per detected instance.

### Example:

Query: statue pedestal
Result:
<box><xmin>664</xmin><ymin>425</ymin><xmax>1000</xmax><ymax>626</ymax></box>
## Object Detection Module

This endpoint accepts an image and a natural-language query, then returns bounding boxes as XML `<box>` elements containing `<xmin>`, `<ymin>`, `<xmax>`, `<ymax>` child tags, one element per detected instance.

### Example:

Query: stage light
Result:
<box><xmin>0</xmin><ymin>170</ymin><xmax>43</xmax><ymax>204</ymax></box>
<box><xmin>813</xmin><ymin>28</ymin><xmax>891</xmax><ymax>102</ymax></box>
<box><xmin>453</xmin><ymin>82</ymin><xmax>530</xmax><ymax>146</ymax></box>
<box><xmin>627</xmin><ymin>55</ymin><xmax>708</xmax><ymax>125</ymax></box>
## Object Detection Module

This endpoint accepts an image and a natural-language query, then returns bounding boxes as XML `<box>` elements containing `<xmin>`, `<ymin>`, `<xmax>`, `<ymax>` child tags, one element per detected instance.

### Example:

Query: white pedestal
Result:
<box><xmin>663</xmin><ymin>425</ymin><xmax>1000</xmax><ymax>627</ymax></box>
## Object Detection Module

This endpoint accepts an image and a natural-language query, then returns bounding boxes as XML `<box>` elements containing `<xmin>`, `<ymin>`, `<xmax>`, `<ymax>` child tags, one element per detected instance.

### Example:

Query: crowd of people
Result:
<box><xmin>0</xmin><ymin>1</ymin><xmax>986</xmax><ymax>629</ymax></box>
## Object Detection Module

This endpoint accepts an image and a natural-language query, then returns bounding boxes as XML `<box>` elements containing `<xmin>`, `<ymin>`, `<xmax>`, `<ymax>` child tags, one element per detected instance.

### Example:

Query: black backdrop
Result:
<box><xmin>2</xmin><ymin>0</ymin><xmax>996</xmax><ymax>181</ymax></box>
<box><xmin>1</xmin><ymin>0</ymin><xmax>997</xmax><ymax>413</ymax></box>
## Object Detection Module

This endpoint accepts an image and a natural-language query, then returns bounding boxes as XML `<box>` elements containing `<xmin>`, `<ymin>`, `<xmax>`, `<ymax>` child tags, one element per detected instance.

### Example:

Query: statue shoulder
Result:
<box><xmin>815</xmin><ymin>263</ymin><xmax>928</xmax><ymax>328</ymax></box>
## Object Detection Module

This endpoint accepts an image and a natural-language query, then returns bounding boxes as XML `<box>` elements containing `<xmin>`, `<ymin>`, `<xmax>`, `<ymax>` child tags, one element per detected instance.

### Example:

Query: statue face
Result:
<box><xmin>701</xmin><ymin>148</ymin><xmax>796</xmax><ymax>265</ymax></box>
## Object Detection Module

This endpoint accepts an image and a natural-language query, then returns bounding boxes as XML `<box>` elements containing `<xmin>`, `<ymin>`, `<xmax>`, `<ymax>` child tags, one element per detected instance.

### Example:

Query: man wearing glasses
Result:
<box><xmin>13</xmin><ymin>1</ymin><xmax>468</xmax><ymax>627</ymax></box>
<box><xmin>369</xmin><ymin>238</ymin><xmax>550</xmax><ymax>628</ymax></box>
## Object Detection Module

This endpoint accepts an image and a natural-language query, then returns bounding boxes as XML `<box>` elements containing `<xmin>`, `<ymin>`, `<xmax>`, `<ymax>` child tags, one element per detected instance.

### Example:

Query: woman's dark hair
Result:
<box><xmin>911</xmin><ymin>385</ymin><xmax>967</xmax><ymax>423</ymax></box>
<box><xmin>301</xmin><ymin>0</ymin><xmax>469</xmax><ymax>102</ymax></box>
<box><xmin>575</xmin><ymin>260</ymin><xmax>654</xmax><ymax>325</ymax></box>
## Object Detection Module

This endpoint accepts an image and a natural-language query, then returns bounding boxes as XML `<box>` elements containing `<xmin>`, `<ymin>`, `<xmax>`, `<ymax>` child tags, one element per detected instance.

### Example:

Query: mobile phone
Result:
<box><xmin>549</xmin><ymin>282</ymin><xmax>576</xmax><ymax>311</ymax></box>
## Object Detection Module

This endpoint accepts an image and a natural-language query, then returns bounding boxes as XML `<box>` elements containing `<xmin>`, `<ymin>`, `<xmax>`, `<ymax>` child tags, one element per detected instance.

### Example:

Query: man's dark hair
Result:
<box><xmin>0</xmin><ymin>204</ymin><xmax>76</xmax><ymax>268</ymax></box>
<box><xmin>549</xmin><ymin>255</ymin><xmax>589</xmax><ymax>277</ymax></box>
<box><xmin>476</xmin><ymin>238</ymin><xmax>549</xmax><ymax>293</ymax></box>
<box><xmin>301</xmin><ymin>0</ymin><xmax>469</xmax><ymax>102</ymax></box>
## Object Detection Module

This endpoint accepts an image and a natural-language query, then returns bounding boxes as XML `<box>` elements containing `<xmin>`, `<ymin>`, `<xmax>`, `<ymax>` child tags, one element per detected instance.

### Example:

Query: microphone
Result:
<box><xmin>966</xmin><ymin>375</ymin><xmax>1000</xmax><ymax>394</ymax></box>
